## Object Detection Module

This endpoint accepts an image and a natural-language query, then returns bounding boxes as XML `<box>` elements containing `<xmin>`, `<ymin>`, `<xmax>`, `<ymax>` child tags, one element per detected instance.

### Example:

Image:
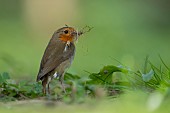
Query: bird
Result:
<box><xmin>36</xmin><ymin>26</ymin><xmax>79</xmax><ymax>94</ymax></box>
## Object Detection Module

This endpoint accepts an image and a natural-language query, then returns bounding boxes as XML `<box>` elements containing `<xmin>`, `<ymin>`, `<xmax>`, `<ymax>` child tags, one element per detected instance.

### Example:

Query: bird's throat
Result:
<box><xmin>59</xmin><ymin>36</ymin><xmax>73</xmax><ymax>42</ymax></box>
<box><xmin>64</xmin><ymin>41</ymin><xmax>70</xmax><ymax>52</ymax></box>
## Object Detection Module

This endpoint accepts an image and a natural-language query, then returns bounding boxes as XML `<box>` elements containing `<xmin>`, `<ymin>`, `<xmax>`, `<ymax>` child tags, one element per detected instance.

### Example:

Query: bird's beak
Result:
<box><xmin>71</xmin><ymin>31</ymin><xmax>77</xmax><ymax>36</ymax></box>
<box><xmin>71</xmin><ymin>31</ymin><xmax>79</xmax><ymax>42</ymax></box>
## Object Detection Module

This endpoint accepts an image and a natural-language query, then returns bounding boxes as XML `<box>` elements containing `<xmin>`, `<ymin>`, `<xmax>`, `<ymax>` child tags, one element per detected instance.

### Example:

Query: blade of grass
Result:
<box><xmin>159</xmin><ymin>55</ymin><xmax>170</xmax><ymax>71</ymax></box>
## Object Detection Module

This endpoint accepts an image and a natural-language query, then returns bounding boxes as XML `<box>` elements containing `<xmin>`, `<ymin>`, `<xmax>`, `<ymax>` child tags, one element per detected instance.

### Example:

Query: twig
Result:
<box><xmin>78</xmin><ymin>26</ymin><xmax>94</xmax><ymax>36</ymax></box>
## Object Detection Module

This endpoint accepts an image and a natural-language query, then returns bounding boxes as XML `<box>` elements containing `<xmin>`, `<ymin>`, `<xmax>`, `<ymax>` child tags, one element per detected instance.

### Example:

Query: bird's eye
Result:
<box><xmin>64</xmin><ymin>30</ymin><xmax>69</xmax><ymax>34</ymax></box>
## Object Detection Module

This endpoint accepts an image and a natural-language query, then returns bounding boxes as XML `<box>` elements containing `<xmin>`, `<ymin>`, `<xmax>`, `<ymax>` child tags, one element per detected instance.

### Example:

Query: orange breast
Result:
<box><xmin>59</xmin><ymin>35</ymin><xmax>73</xmax><ymax>42</ymax></box>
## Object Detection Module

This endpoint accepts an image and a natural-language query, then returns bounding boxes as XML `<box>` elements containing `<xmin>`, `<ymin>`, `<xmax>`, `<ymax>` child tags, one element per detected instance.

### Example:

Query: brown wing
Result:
<box><xmin>36</xmin><ymin>37</ymin><xmax>75</xmax><ymax>81</ymax></box>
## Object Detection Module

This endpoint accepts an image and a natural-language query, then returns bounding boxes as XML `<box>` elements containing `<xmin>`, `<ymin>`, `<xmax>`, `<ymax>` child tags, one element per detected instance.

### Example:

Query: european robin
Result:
<box><xmin>36</xmin><ymin>25</ymin><xmax>93</xmax><ymax>94</ymax></box>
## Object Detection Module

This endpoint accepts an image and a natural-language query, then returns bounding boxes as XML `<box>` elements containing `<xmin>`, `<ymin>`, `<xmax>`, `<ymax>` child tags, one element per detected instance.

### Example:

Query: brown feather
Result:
<box><xmin>36</xmin><ymin>34</ymin><xmax>75</xmax><ymax>81</ymax></box>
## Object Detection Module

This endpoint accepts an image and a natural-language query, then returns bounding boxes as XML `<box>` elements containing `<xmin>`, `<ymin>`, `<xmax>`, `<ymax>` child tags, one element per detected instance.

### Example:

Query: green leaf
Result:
<box><xmin>89</xmin><ymin>65</ymin><xmax>129</xmax><ymax>85</ymax></box>
<box><xmin>142</xmin><ymin>69</ymin><xmax>154</xmax><ymax>82</ymax></box>
<box><xmin>2</xmin><ymin>72</ymin><xmax>10</xmax><ymax>79</ymax></box>
<box><xmin>64</xmin><ymin>73</ymin><xmax>80</xmax><ymax>81</ymax></box>
<box><xmin>0</xmin><ymin>72</ymin><xmax>10</xmax><ymax>84</ymax></box>
<box><xmin>0</xmin><ymin>74</ymin><xmax>3</xmax><ymax>84</ymax></box>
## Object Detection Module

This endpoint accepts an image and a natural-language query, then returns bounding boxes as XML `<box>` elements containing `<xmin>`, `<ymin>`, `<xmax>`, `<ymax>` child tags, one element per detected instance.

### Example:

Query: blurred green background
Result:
<box><xmin>0</xmin><ymin>0</ymin><xmax>170</xmax><ymax>79</ymax></box>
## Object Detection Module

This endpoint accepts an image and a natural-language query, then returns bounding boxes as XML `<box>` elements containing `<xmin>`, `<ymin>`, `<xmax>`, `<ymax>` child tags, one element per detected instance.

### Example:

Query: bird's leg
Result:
<box><xmin>61</xmin><ymin>80</ymin><xmax>66</xmax><ymax>93</ymax></box>
<box><xmin>59</xmin><ymin>74</ymin><xmax>66</xmax><ymax>93</ymax></box>
<box><xmin>47</xmin><ymin>83</ymin><xmax>50</xmax><ymax>94</ymax></box>
<box><xmin>46</xmin><ymin>75</ymin><xmax>52</xmax><ymax>95</ymax></box>
<box><xmin>42</xmin><ymin>78</ymin><xmax>48</xmax><ymax>95</ymax></box>
<box><xmin>42</xmin><ymin>75</ymin><xmax>52</xmax><ymax>95</ymax></box>
<box><xmin>42</xmin><ymin>84</ymin><xmax>46</xmax><ymax>95</ymax></box>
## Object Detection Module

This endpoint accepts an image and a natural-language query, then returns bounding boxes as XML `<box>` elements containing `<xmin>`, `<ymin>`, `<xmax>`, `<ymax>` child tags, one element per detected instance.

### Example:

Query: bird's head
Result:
<box><xmin>55</xmin><ymin>26</ymin><xmax>78</xmax><ymax>43</ymax></box>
